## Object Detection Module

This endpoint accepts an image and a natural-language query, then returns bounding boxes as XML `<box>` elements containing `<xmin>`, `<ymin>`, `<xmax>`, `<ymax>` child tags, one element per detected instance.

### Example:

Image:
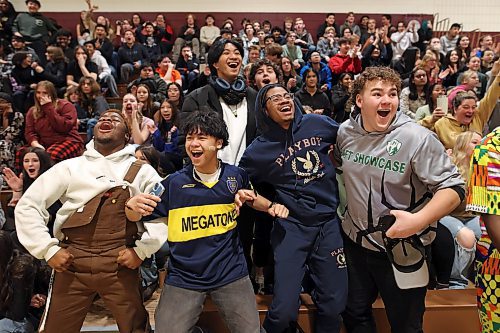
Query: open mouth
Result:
<box><xmin>377</xmin><ymin>110</ymin><xmax>391</xmax><ymax>118</ymax></box>
<box><xmin>191</xmin><ymin>151</ymin><xmax>203</xmax><ymax>158</ymax></box>
<box><xmin>228</xmin><ymin>62</ymin><xmax>239</xmax><ymax>69</ymax></box>
<box><xmin>280</xmin><ymin>105</ymin><xmax>292</xmax><ymax>113</ymax></box>
<box><xmin>28</xmin><ymin>168</ymin><xmax>36</xmax><ymax>174</ymax></box>
<box><xmin>262</xmin><ymin>78</ymin><xmax>271</xmax><ymax>84</ymax></box>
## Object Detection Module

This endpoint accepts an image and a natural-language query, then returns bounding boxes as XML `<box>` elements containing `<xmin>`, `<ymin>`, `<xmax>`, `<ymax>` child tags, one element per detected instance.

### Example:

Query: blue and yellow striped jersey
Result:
<box><xmin>145</xmin><ymin>162</ymin><xmax>251</xmax><ymax>290</ymax></box>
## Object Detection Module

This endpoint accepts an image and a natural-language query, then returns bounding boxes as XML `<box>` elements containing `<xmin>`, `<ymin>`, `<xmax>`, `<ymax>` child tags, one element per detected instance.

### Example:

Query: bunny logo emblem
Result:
<box><xmin>291</xmin><ymin>150</ymin><xmax>324</xmax><ymax>184</ymax></box>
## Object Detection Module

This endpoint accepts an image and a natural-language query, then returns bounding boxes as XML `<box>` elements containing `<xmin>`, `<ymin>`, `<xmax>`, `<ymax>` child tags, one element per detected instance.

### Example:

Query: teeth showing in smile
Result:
<box><xmin>191</xmin><ymin>151</ymin><xmax>203</xmax><ymax>158</ymax></box>
<box><xmin>228</xmin><ymin>62</ymin><xmax>239</xmax><ymax>68</ymax></box>
<box><xmin>280</xmin><ymin>106</ymin><xmax>291</xmax><ymax>113</ymax></box>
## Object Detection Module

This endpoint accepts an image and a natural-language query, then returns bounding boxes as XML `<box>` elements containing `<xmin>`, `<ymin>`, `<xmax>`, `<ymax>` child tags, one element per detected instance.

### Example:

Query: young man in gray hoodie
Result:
<box><xmin>336</xmin><ymin>67</ymin><xmax>464</xmax><ymax>333</ymax></box>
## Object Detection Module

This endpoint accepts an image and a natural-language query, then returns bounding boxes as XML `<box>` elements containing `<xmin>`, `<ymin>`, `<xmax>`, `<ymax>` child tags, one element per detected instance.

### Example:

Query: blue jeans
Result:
<box><xmin>154</xmin><ymin>276</ymin><xmax>261</xmax><ymax>333</ymax></box>
<box><xmin>0</xmin><ymin>317</ymin><xmax>34</xmax><ymax>333</ymax></box>
<box><xmin>439</xmin><ymin>215</ymin><xmax>481</xmax><ymax>288</ymax></box>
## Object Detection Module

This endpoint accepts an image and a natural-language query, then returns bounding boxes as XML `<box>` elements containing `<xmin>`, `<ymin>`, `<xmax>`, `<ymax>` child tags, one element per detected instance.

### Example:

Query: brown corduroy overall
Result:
<box><xmin>40</xmin><ymin>161</ymin><xmax>150</xmax><ymax>333</ymax></box>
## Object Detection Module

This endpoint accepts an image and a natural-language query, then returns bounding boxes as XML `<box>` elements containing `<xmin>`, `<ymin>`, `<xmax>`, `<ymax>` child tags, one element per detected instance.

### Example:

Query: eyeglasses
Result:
<box><xmin>265</xmin><ymin>92</ymin><xmax>294</xmax><ymax>104</ymax></box>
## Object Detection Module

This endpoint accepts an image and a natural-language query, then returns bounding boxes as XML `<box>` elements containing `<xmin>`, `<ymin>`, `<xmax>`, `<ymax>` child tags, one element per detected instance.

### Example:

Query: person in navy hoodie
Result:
<box><xmin>239</xmin><ymin>83</ymin><xmax>348</xmax><ymax>333</ymax></box>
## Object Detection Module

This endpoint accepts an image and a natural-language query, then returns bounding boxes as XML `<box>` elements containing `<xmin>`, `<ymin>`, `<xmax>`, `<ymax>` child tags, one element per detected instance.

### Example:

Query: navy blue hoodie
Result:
<box><xmin>239</xmin><ymin>84</ymin><xmax>340</xmax><ymax>226</ymax></box>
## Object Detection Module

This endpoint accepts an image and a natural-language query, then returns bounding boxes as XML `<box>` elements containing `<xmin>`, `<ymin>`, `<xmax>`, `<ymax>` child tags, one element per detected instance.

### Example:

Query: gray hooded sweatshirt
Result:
<box><xmin>336</xmin><ymin>111</ymin><xmax>464</xmax><ymax>252</ymax></box>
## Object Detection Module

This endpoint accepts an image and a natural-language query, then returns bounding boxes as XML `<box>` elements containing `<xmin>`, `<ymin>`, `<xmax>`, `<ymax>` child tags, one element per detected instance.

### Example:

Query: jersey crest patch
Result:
<box><xmin>386</xmin><ymin>139</ymin><xmax>402</xmax><ymax>156</ymax></box>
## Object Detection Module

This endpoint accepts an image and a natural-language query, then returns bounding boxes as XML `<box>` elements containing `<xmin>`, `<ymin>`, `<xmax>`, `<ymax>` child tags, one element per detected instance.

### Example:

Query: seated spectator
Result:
<box><xmin>419</xmin><ymin>52</ymin><xmax>441</xmax><ymax>85</ymax></box>
<box><xmin>293</xmin><ymin>17</ymin><xmax>315</xmax><ymax>59</ymax></box>
<box><xmin>83</xmin><ymin>40</ymin><xmax>119</xmax><ymax>97</ymax></box>
<box><xmin>400</xmin><ymin>67</ymin><xmax>429</xmax><ymax>119</ymax></box>
<box><xmin>415</xmin><ymin>83</ymin><xmax>446</xmax><ymax>121</ymax></box>
<box><xmin>340</xmin><ymin>12</ymin><xmax>361</xmax><ymax>37</ymax></box>
<box><xmin>457</xmin><ymin>56</ymin><xmax>488</xmax><ymax>98</ymax></box>
<box><xmin>419</xmin><ymin>64</ymin><xmax>500</xmax><ymax>149</ymax></box>
<box><xmin>475</xmin><ymin>35</ymin><xmax>494</xmax><ymax>58</ymax></box>
<box><xmin>440</xmin><ymin>131</ymin><xmax>482</xmax><ymax>288</ymax></box>
<box><xmin>440</xmin><ymin>49</ymin><xmax>464</xmax><ymax>88</ymax></box>
<box><xmin>175</xmin><ymin>44</ymin><xmax>199</xmax><ymax>92</ymax></box>
<box><xmin>300</xmin><ymin>51</ymin><xmax>332</xmax><ymax>92</ymax></box>
<box><xmin>127</xmin><ymin>62</ymin><xmax>167</xmax><ymax>104</ymax></box>
<box><xmin>282</xmin><ymin>31</ymin><xmax>303</xmax><ymax>69</ymax></box>
<box><xmin>53</xmin><ymin>29</ymin><xmax>75</xmax><ymax>61</ymax></box>
<box><xmin>280</xmin><ymin>56</ymin><xmax>302</xmax><ymax>93</ymax></box>
<box><xmin>271</xmin><ymin>26</ymin><xmax>285</xmax><ymax>45</ymax></box>
<box><xmin>117</xmin><ymin>29</ymin><xmax>149</xmax><ymax>83</ymax></box>
<box><xmin>264</xmin><ymin>43</ymin><xmax>283</xmax><ymax>64</ymax></box>
<box><xmin>480</xmin><ymin>49</ymin><xmax>495</xmax><ymax>74</ymax></box>
<box><xmin>262</xmin><ymin>20</ymin><xmax>272</xmax><ymax>35</ymax></box>
<box><xmin>153</xmin><ymin>13</ymin><xmax>174</xmax><ymax>55</ymax></box>
<box><xmin>316</xmin><ymin>27</ymin><xmax>338</xmax><ymax>63</ymax></box>
<box><xmin>282</xmin><ymin>17</ymin><xmax>293</xmax><ymax>35</ymax></box>
<box><xmin>241</xmin><ymin>23</ymin><xmax>259</xmax><ymax>57</ymax></box>
<box><xmin>328</xmin><ymin>37</ymin><xmax>362</xmax><ymax>85</ymax></box>
<box><xmin>416</xmin><ymin>19</ymin><xmax>433</xmax><ymax>54</ymax></box>
<box><xmin>166</xmin><ymin>82</ymin><xmax>184</xmax><ymax>109</ymax></box>
<box><xmin>11</xmin><ymin>52</ymin><xmax>40</xmax><ymax>113</ymax></box>
<box><xmin>134</xmin><ymin>83</ymin><xmax>158</xmax><ymax>120</ymax></box>
<box><xmin>0</xmin><ymin>0</ymin><xmax>17</xmax><ymax>41</ymax></box>
<box><xmin>130</xmin><ymin>13</ymin><xmax>143</xmax><ymax>30</ymax></box>
<box><xmin>316</xmin><ymin>13</ymin><xmax>340</xmax><ymax>41</ymax></box>
<box><xmin>38</xmin><ymin>46</ymin><xmax>67</xmax><ymax>97</ymax></box>
<box><xmin>24</xmin><ymin>80</ymin><xmax>84</xmax><ymax>162</ymax></box>
<box><xmin>0</xmin><ymin>93</ymin><xmax>24</xmax><ymax>170</ymax></box>
<box><xmin>331</xmin><ymin>72</ymin><xmax>354</xmax><ymax>123</ymax></box>
<box><xmin>135</xmin><ymin>21</ymin><xmax>162</xmax><ymax>60</ymax></box>
<box><xmin>390</xmin><ymin>21</ymin><xmax>419</xmax><ymax>61</ymax></box>
<box><xmin>155</xmin><ymin>54</ymin><xmax>182</xmax><ymax>85</ymax></box>
<box><xmin>295</xmin><ymin>68</ymin><xmax>331</xmax><ymax>117</ymax></box>
<box><xmin>76</xmin><ymin>76</ymin><xmax>108</xmax><ymax>142</ymax></box>
<box><xmin>92</xmin><ymin>23</ymin><xmax>114</xmax><ymax>69</ymax></box>
<box><xmin>121</xmin><ymin>93</ymin><xmax>154</xmax><ymax>145</ymax></box>
<box><xmin>248</xmin><ymin>58</ymin><xmax>280</xmax><ymax>90</ymax></box>
<box><xmin>256</xmin><ymin>29</ymin><xmax>267</xmax><ymax>53</ymax></box>
<box><xmin>150</xmin><ymin>99</ymin><xmax>182</xmax><ymax>172</ymax></box>
<box><xmin>392</xmin><ymin>46</ymin><xmax>420</xmax><ymax>80</ymax></box>
<box><xmin>361</xmin><ymin>29</ymin><xmax>392</xmax><ymax>69</ymax></box>
<box><xmin>448</xmin><ymin>70</ymin><xmax>481</xmax><ymax>106</ymax></box>
<box><xmin>244</xmin><ymin>45</ymin><xmax>261</xmax><ymax>65</ymax></box>
<box><xmin>8</xmin><ymin>34</ymin><xmax>39</xmax><ymax>65</ymax></box>
<box><xmin>428</xmin><ymin>37</ymin><xmax>444</xmax><ymax>62</ymax></box>
<box><xmin>66</xmin><ymin>45</ymin><xmax>98</xmax><ymax>89</ymax></box>
<box><xmin>200</xmin><ymin>14</ymin><xmax>220</xmax><ymax>58</ymax></box>
<box><xmin>439</xmin><ymin>23</ymin><xmax>461</xmax><ymax>56</ymax></box>
<box><xmin>455</xmin><ymin>35</ymin><xmax>472</xmax><ymax>64</ymax></box>
<box><xmin>172</xmin><ymin>13</ymin><xmax>200</xmax><ymax>63</ymax></box>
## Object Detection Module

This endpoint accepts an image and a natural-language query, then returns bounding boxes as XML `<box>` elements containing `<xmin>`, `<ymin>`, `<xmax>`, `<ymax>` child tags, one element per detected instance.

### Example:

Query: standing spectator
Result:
<box><xmin>337</xmin><ymin>66</ymin><xmax>463</xmax><ymax>333</ymax></box>
<box><xmin>153</xmin><ymin>13</ymin><xmax>174</xmax><ymax>55</ymax></box>
<box><xmin>440</xmin><ymin>23</ymin><xmax>461</xmax><ymax>57</ymax></box>
<box><xmin>117</xmin><ymin>29</ymin><xmax>149</xmax><ymax>83</ymax></box>
<box><xmin>92</xmin><ymin>23</ymin><xmax>114</xmax><ymax>68</ymax></box>
<box><xmin>328</xmin><ymin>37</ymin><xmax>362</xmax><ymax>85</ymax></box>
<box><xmin>380</xmin><ymin>14</ymin><xmax>396</xmax><ymax>36</ymax></box>
<box><xmin>84</xmin><ymin>40</ymin><xmax>118</xmax><ymax>97</ymax></box>
<box><xmin>240</xmin><ymin>83</ymin><xmax>348</xmax><ymax>333</ymax></box>
<box><xmin>316</xmin><ymin>13</ymin><xmax>340</xmax><ymax>40</ymax></box>
<box><xmin>24</xmin><ymin>80</ymin><xmax>84</xmax><ymax>162</ymax></box>
<box><xmin>390</xmin><ymin>21</ymin><xmax>419</xmax><ymax>61</ymax></box>
<box><xmin>12</xmin><ymin>0</ymin><xmax>57</xmax><ymax>65</ymax></box>
<box><xmin>172</xmin><ymin>14</ymin><xmax>200</xmax><ymax>63</ymax></box>
<box><xmin>466</xmin><ymin>127</ymin><xmax>500</xmax><ymax>333</ymax></box>
<box><xmin>361</xmin><ymin>29</ymin><xmax>393</xmax><ymax>69</ymax></box>
<box><xmin>200</xmin><ymin>14</ymin><xmax>220</xmax><ymax>59</ymax></box>
<box><xmin>416</xmin><ymin>19</ymin><xmax>433</xmax><ymax>54</ymax></box>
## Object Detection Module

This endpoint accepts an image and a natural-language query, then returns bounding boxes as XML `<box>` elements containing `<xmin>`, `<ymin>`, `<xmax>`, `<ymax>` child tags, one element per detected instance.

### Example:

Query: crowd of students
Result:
<box><xmin>0</xmin><ymin>1</ymin><xmax>499</xmax><ymax>332</ymax></box>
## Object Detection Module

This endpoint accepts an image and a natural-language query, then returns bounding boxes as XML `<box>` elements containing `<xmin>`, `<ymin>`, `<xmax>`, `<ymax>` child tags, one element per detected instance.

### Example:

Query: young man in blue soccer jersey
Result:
<box><xmin>141</xmin><ymin>109</ymin><xmax>288</xmax><ymax>333</ymax></box>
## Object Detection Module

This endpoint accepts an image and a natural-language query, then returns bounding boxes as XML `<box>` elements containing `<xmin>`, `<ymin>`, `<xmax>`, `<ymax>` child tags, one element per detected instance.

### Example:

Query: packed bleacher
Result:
<box><xmin>0</xmin><ymin>0</ymin><xmax>499</xmax><ymax>332</ymax></box>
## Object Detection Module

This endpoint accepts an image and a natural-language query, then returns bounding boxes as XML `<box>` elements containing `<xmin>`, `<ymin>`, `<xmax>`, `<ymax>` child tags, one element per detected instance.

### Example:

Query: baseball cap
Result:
<box><xmin>380</xmin><ymin>215</ymin><xmax>429</xmax><ymax>289</ymax></box>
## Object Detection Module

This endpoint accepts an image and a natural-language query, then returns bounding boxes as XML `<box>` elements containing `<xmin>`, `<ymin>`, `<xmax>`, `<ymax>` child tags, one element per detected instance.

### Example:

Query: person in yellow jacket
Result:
<box><xmin>419</xmin><ymin>59</ymin><xmax>499</xmax><ymax>149</ymax></box>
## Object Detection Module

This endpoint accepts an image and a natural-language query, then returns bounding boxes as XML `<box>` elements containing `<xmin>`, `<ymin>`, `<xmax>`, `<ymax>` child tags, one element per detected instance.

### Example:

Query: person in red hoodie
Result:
<box><xmin>328</xmin><ymin>37</ymin><xmax>362</xmax><ymax>85</ymax></box>
<box><xmin>24</xmin><ymin>80</ymin><xmax>84</xmax><ymax>164</ymax></box>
